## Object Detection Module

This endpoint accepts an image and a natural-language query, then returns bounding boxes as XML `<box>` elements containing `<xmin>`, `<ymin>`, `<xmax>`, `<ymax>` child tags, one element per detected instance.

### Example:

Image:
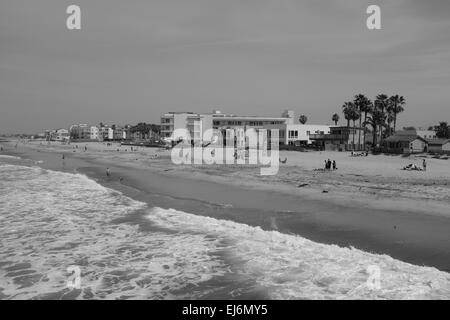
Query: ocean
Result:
<box><xmin>1</xmin><ymin>155</ymin><xmax>449</xmax><ymax>299</ymax></box>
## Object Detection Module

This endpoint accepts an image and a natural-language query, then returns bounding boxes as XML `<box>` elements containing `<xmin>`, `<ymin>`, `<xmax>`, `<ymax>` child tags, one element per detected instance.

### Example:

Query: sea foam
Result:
<box><xmin>147</xmin><ymin>207</ymin><xmax>450</xmax><ymax>299</ymax></box>
<box><xmin>0</xmin><ymin>164</ymin><xmax>225</xmax><ymax>299</ymax></box>
<box><xmin>1</xmin><ymin>163</ymin><xmax>449</xmax><ymax>300</ymax></box>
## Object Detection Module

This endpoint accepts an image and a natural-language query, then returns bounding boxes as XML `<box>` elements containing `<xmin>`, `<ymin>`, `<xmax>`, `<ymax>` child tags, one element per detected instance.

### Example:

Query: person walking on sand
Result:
<box><xmin>327</xmin><ymin>159</ymin><xmax>332</xmax><ymax>170</ymax></box>
<box><xmin>423</xmin><ymin>159</ymin><xmax>427</xmax><ymax>171</ymax></box>
<box><xmin>106</xmin><ymin>168</ymin><xmax>111</xmax><ymax>177</ymax></box>
<box><xmin>332</xmin><ymin>160</ymin><xmax>337</xmax><ymax>170</ymax></box>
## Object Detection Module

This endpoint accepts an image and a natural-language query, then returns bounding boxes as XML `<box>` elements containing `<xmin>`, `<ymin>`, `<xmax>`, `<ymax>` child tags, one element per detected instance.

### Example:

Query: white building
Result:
<box><xmin>90</xmin><ymin>126</ymin><xmax>99</xmax><ymax>140</ymax></box>
<box><xmin>160</xmin><ymin>109</ymin><xmax>332</xmax><ymax>146</ymax></box>
<box><xmin>416</xmin><ymin>130</ymin><xmax>437</xmax><ymax>140</ymax></box>
<box><xmin>161</xmin><ymin>112</ymin><xmax>212</xmax><ymax>145</ymax></box>
<box><xmin>284</xmin><ymin>124</ymin><xmax>332</xmax><ymax>146</ymax></box>
<box><xmin>99</xmin><ymin>126</ymin><xmax>114</xmax><ymax>141</ymax></box>
<box><xmin>113</xmin><ymin>127</ymin><xmax>127</xmax><ymax>140</ymax></box>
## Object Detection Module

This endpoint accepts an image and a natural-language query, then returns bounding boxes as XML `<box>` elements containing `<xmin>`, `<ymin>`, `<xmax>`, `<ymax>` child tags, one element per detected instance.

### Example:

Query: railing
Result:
<box><xmin>309</xmin><ymin>134</ymin><xmax>349</xmax><ymax>140</ymax></box>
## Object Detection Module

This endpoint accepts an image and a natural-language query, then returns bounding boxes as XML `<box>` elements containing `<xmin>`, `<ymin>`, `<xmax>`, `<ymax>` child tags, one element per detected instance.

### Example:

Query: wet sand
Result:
<box><xmin>2</xmin><ymin>141</ymin><xmax>450</xmax><ymax>273</ymax></box>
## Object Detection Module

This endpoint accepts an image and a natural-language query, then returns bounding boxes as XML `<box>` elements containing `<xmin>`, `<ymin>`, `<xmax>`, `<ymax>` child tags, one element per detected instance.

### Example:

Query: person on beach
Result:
<box><xmin>332</xmin><ymin>160</ymin><xmax>337</xmax><ymax>170</ymax></box>
<box><xmin>423</xmin><ymin>159</ymin><xmax>427</xmax><ymax>171</ymax></box>
<box><xmin>327</xmin><ymin>159</ymin><xmax>332</xmax><ymax>170</ymax></box>
<box><xmin>106</xmin><ymin>168</ymin><xmax>111</xmax><ymax>177</ymax></box>
<box><xmin>324</xmin><ymin>160</ymin><xmax>327</xmax><ymax>170</ymax></box>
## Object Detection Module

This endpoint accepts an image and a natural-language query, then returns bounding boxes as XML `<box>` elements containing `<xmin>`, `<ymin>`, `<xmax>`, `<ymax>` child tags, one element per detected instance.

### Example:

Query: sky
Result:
<box><xmin>0</xmin><ymin>0</ymin><xmax>449</xmax><ymax>134</ymax></box>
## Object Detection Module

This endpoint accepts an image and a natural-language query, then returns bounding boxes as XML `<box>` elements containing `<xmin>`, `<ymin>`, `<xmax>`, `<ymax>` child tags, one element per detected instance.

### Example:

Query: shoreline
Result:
<box><xmin>2</xmin><ymin>141</ymin><xmax>450</xmax><ymax>273</ymax></box>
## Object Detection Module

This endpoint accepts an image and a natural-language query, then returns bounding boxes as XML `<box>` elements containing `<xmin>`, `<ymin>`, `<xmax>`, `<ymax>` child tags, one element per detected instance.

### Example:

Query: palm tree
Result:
<box><xmin>374</xmin><ymin>94</ymin><xmax>389</xmax><ymax>144</ymax></box>
<box><xmin>299</xmin><ymin>115</ymin><xmax>308</xmax><ymax>124</ymax></box>
<box><xmin>342</xmin><ymin>102</ymin><xmax>359</xmax><ymax>150</ymax></box>
<box><xmin>386</xmin><ymin>112</ymin><xmax>395</xmax><ymax>137</ymax></box>
<box><xmin>342</xmin><ymin>102</ymin><xmax>355</xmax><ymax>127</ymax></box>
<box><xmin>388</xmin><ymin>95</ymin><xmax>405</xmax><ymax>134</ymax></box>
<box><xmin>351</xmin><ymin>109</ymin><xmax>360</xmax><ymax>151</ymax></box>
<box><xmin>332</xmin><ymin>113</ymin><xmax>340</xmax><ymax>125</ymax></box>
<box><xmin>354</xmin><ymin>94</ymin><xmax>372</xmax><ymax>150</ymax></box>
<box><xmin>364</xmin><ymin>108</ymin><xmax>386</xmax><ymax>149</ymax></box>
<box><xmin>435</xmin><ymin>122</ymin><xmax>450</xmax><ymax>139</ymax></box>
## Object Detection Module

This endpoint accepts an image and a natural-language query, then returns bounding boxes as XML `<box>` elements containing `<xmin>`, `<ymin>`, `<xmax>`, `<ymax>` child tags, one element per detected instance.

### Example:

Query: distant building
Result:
<box><xmin>90</xmin><ymin>126</ymin><xmax>99</xmax><ymax>140</ymax></box>
<box><xmin>69</xmin><ymin>124</ymin><xmax>91</xmax><ymax>140</ymax></box>
<box><xmin>160</xmin><ymin>109</ymin><xmax>304</xmax><ymax>146</ymax></box>
<box><xmin>284</xmin><ymin>124</ymin><xmax>331</xmax><ymax>146</ymax></box>
<box><xmin>99</xmin><ymin>126</ymin><xmax>114</xmax><ymax>141</ymax></box>
<box><xmin>113</xmin><ymin>126</ymin><xmax>127</xmax><ymax>141</ymax></box>
<box><xmin>160</xmin><ymin>112</ymin><xmax>213</xmax><ymax>145</ymax></box>
<box><xmin>70</xmin><ymin>124</ymin><xmax>100</xmax><ymax>141</ymax></box>
<box><xmin>309</xmin><ymin>126</ymin><xmax>365</xmax><ymax>151</ymax></box>
<box><xmin>415</xmin><ymin>129</ymin><xmax>437</xmax><ymax>140</ymax></box>
<box><xmin>428</xmin><ymin>139</ymin><xmax>450</xmax><ymax>154</ymax></box>
<box><xmin>383</xmin><ymin>131</ymin><xmax>428</xmax><ymax>154</ymax></box>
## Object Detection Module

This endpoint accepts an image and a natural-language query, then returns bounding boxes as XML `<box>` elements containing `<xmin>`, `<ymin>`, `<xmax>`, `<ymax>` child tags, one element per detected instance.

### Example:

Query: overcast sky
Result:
<box><xmin>1</xmin><ymin>0</ymin><xmax>449</xmax><ymax>133</ymax></box>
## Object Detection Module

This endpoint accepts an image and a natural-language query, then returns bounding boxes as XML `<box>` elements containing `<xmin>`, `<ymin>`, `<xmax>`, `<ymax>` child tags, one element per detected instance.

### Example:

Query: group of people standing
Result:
<box><xmin>324</xmin><ymin>159</ymin><xmax>337</xmax><ymax>170</ymax></box>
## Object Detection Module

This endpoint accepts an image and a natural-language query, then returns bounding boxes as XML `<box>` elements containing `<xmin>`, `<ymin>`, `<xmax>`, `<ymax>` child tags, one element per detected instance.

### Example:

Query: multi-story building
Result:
<box><xmin>309</xmin><ymin>126</ymin><xmax>365</xmax><ymax>151</ymax></box>
<box><xmin>99</xmin><ymin>126</ymin><xmax>114</xmax><ymax>141</ymax></box>
<box><xmin>284</xmin><ymin>124</ymin><xmax>332</xmax><ymax>146</ymax></box>
<box><xmin>113</xmin><ymin>126</ymin><xmax>128</xmax><ymax>141</ymax></box>
<box><xmin>160</xmin><ymin>109</ymin><xmax>333</xmax><ymax>146</ymax></box>
<box><xmin>90</xmin><ymin>126</ymin><xmax>99</xmax><ymax>140</ymax></box>
<box><xmin>160</xmin><ymin>112</ymin><xmax>212</xmax><ymax>145</ymax></box>
<box><xmin>69</xmin><ymin>124</ymin><xmax>91</xmax><ymax>140</ymax></box>
<box><xmin>45</xmin><ymin>129</ymin><xmax>70</xmax><ymax>141</ymax></box>
<box><xmin>415</xmin><ymin>129</ymin><xmax>437</xmax><ymax>140</ymax></box>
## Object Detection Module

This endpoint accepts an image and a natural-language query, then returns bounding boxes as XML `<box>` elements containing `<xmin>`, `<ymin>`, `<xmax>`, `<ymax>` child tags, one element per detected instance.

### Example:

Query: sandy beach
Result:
<box><xmin>8</xmin><ymin>139</ymin><xmax>450</xmax><ymax>215</ymax></box>
<box><xmin>2</xmin><ymin>139</ymin><xmax>450</xmax><ymax>275</ymax></box>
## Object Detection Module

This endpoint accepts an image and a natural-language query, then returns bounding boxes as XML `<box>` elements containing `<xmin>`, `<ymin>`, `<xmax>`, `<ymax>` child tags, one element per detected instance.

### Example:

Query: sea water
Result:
<box><xmin>0</xmin><ymin>159</ymin><xmax>449</xmax><ymax>299</ymax></box>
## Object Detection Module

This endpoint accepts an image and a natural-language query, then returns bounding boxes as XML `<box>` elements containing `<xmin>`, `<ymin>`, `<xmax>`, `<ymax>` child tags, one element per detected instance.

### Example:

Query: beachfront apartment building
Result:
<box><xmin>99</xmin><ymin>126</ymin><xmax>114</xmax><ymax>141</ymax></box>
<box><xmin>161</xmin><ymin>110</ymin><xmax>293</xmax><ymax>145</ymax></box>
<box><xmin>284</xmin><ymin>124</ymin><xmax>331</xmax><ymax>146</ymax></box>
<box><xmin>113</xmin><ymin>126</ymin><xmax>128</xmax><ymax>141</ymax></box>
<box><xmin>69</xmin><ymin>124</ymin><xmax>91</xmax><ymax>140</ymax></box>
<box><xmin>160</xmin><ymin>112</ymin><xmax>213</xmax><ymax>145</ymax></box>
<box><xmin>309</xmin><ymin>126</ymin><xmax>366</xmax><ymax>151</ymax></box>
<box><xmin>45</xmin><ymin>128</ymin><xmax>70</xmax><ymax>141</ymax></box>
<box><xmin>70</xmin><ymin>124</ymin><xmax>101</xmax><ymax>141</ymax></box>
<box><xmin>160</xmin><ymin>109</ymin><xmax>334</xmax><ymax>146</ymax></box>
<box><xmin>90</xmin><ymin>126</ymin><xmax>99</xmax><ymax>140</ymax></box>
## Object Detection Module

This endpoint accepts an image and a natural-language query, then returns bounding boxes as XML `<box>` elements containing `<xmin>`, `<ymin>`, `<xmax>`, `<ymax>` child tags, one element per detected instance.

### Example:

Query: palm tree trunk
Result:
<box><xmin>352</xmin><ymin>120</ymin><xmax>356</xmax><ymax>151</ymax></box>
<box><xmin>358</xmin><ymin>116</ymin><xmax>362</xmax><ymax>150</ymax></box>
<box><xmin>393</xmin><ymin>112</ymin><xmax>397</xmax><ymax>133</ymax></box>
<box><xmin>379</xmin><ymin>108</ymin><xmax>384</xmax><ymax>146</ymax></box>
<box><xmin>372</xmin><ymin>125</ymin><xmax>377</xmax><ymax>149</ymax></box>
<box><xmin>363</xmin><ymin>112</ymin><xmax>367</xmax><ymax>149</ymax></box>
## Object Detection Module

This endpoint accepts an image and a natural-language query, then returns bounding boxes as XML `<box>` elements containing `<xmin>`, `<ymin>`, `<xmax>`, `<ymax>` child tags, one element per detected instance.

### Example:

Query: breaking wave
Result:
<box><xmin>1</xmin><ymin>162</ymin><xmax>449</xmax><ymax>300</ymax></box>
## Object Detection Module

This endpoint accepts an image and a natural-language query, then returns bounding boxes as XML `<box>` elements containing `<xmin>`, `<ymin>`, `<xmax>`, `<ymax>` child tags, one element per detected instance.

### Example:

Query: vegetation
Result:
<box><xmin>332</xmin><ymin>113</ymin><xmax>340</xmax><ymax>125</ymax></box>
<box><xmin>342</xmin><ymin>101</ymin><xmax>359</xmax><ymax>149</ymax></box>
<box><xmin>299</xmin><ymin>115</ymin><xmax>308</xmax><ymax>124</ymax></box>
<box><xmin>339</xmin><ymin>93</ymin><xmax>407</xmax><ymax>150</ymax></box>
<box><xmin>434</xmin><ymin>122</ymin><xmax>450</xmax><ymax>139</ymax></box>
